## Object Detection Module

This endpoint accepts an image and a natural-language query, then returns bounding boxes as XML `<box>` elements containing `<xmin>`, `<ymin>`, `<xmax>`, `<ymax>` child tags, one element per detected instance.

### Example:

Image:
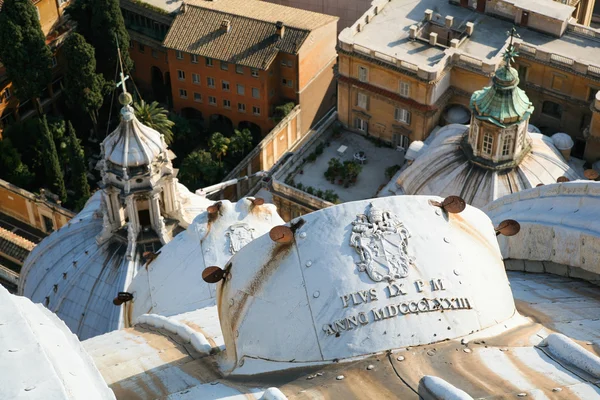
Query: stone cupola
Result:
<box><xmin>467</xmin><ymin>28</ymin><xmax>534</xmax><ymax>166</ymax></box>
<box><xmin>96</xmin><ymin>87</ymin><xmax>184</xmax><ymax>258</ymax></box>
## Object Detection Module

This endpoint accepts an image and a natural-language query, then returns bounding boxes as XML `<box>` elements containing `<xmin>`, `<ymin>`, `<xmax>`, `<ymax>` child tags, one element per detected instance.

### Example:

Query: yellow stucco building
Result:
<box><xmin>337</xmin><ymin>0</ymin><xmax>600</xmax><ymax>163</ymax></box>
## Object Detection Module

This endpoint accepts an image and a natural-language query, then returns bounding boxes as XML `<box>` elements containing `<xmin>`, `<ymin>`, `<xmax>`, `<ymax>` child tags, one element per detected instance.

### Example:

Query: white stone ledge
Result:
<box><xmin>135</xmin><ymin>313</ymin><xmax>212</xmax><ymax>355</ymax></box>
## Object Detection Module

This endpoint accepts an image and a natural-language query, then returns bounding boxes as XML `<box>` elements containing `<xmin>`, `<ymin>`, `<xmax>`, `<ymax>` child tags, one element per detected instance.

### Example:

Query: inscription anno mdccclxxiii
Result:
<box><xmin>322</xmin><ymin>277</ymin><xmax>473</xmax><ymax>336</ymax></box>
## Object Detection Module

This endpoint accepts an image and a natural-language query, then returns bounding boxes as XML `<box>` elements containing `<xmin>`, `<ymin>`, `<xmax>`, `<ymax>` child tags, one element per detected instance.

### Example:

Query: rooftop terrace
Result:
<box><xmin>284</xmin><ymin>130</ymin><xmax>404</xmax><ymax>203</ymax></box>
<box><xmin>339</xmin><ymin>0</ymin><xmax>600</xmax><ymax>80</ymax></box>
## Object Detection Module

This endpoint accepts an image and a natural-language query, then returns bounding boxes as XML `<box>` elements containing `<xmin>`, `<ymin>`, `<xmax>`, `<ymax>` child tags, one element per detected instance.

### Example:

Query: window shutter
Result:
<box><xmin>406</xmin><ymin>111</ymin><xmax>411</xmax><ymax>125</ymax></box>
<box><xmin>366</xmin><ymin>95</ymin><xmax>370</xmax><ymax>111</ymax></box>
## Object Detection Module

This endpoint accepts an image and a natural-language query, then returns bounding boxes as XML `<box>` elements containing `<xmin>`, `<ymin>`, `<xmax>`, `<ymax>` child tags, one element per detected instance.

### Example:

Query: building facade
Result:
<box><xmin>121</xmin><ymin>0</ymin><xmax>338</xmax><ymax>138</ymax></box>
<box><xmin>0</xmin><ymin>0</ymin><xmax>72</xmax><ymax>137</ymax></box>
<box><xmin>337</xmin><ymin>0</ymin><xmax>600</xmax><ymax>163</ymax></box>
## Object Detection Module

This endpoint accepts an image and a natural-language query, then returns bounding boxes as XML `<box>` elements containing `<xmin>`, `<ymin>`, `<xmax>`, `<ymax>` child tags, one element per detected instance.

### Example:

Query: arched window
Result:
<box><xmin>482</xmin><ymin>132</ymin><xmax>494</xmax><ymax>155</ymax></box>
<box><xmin>501</xmin><ymin>136</ymin><xmax>513</xmax><ymax>156</ymax></box>
<box><xmin>542</xmin><ymin>101</ymin><xmax>562</xmax><ymax>119</ymax></box>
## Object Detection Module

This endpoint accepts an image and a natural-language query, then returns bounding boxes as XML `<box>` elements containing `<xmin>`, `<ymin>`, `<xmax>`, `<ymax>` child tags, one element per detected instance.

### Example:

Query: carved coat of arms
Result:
<box><xmin>350</xmin><ymin>204</ymin><xmax>411</xmax><ymax>282</ymax></box>
<box><xmin>226</xmin><ymin>223</ymin><xmax>255</xmax><ymax>255</ymax></box>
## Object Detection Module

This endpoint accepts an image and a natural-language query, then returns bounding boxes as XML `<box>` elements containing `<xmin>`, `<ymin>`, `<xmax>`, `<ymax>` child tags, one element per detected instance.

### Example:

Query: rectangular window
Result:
<box><xmin>354</xmin><ymin>117</ymin><xmax>367</xmax><ymax>132</ymax></box>
<box><xmin>209</xmin><ymin>96</ymin><xmax>217</xmax><ymax>105</ymax></box>
<box><xmin>191</xmin><ymin>54</ymin><xmax>198</xmax><ymax>64</ymax></box>
<box><xmin>358</xmin><ymin>66</ymin><xmax>368</xmax><ymax>82</ymax></box>
<box><xmin>394</xmin><ymin>108</ymin><xmax>411</xmax><ymax>124</ymax></box>
<box><xmin>206</xmin><ymin>57</ymin><xmax>213</xmax><ymax>67</ymax></box>
<box><xmin>177</xmin><ymin>70</ymin><xmax>185</xmax><ymax>80</ymax></box>
<box><xmin>252</xmin><ymin>88</ymin><xmax>260</xmax><ymax>99</ymax></box>
<box><xmin>282</xmin><ymin>78</ymin><xmax>293</xmax><ymax>88</ymax></box>
<box><xmin>2</xmin><ymin>88</ymin><xmax>11</xmax><ymax>101</ymax></box>
<box><xmin>357</xmin><ymin>92</ymin><xmax>368</xmax><ymax>109</ymax></box>
<box><xmin>286</xmin><ymin>60</ymin><xmax>293</xmax><ymax>67</ymax></box>
<box><xmin>236</xmin><ymin>65</ymin><xmax>244</xmax><ymax>74</ymax></box>
<box><xmin>152</xmin><ymin>49</ymin><xmax>158</xmax><ymax>59</ymax></box>
<box><xmin>253</xmin><ymin>106</ymin><xmax>261</xmax><ymax>115</ymax></box>
<box><xmin>482</xmin><ymin>133</ymin><xmax>494</xmax><ymax>155</ymax></box>
<box><xmin>518</xmin><ymin>65</ymin><xmax>528</xmax><ymax>83</ymax></box>
<box><xmin>399</xmin><ymin>82</ymin><xmax>410</xmax><ymax>98</ymax></box>
<box><xmin>552</xmin><ymin>75</ymin><xmax>564</xmax><ymax>91</ymax></box>
<box><xmin>222</xmin><ymin>80</ymin><xmax>230</xmax><ymax>91</ymax></box>
<box><xmin>588</xmin><ymin>87</ymin><xmax>599</xmax><ymax>102</ymax></box>
<box><xmin>269</xmin><ymin>89</ymin><xmax>275</xmax><ymax>98</ymax></box>
<box><xmin>220</xmin><ymin>61</ymin><xmax>229</xmax><ymax>71</ymax></box>
<box><xmin>207</xmin><ymin>77</ymin><xmax>215</xmax><ymax>88</ymax></box>
<box><xmin>223</xmin><ymin>99</ymin><xmax>231</xmax><ymax>108</ymax></box>
<box><xmin>179</xmin><ymin>89</ymin><xmax>187</xmax><ymax>98</ymax></box>
<box><xmin>237</xmin><ymin>84</ymin><xmax>245</xmax><ymax>95</ymax></box>
<box><xmin>176</xmin><ymin>50</ymin><xmax>183</xmax><ymax>60</ymax></box>
<box><xmin>129</xmin><ymin>40</ymin><xmax>134</xmax><ymax>49</ymax></box>
<box><xmin>501</xmin><ymin>136</ymin><xmax>512</xmax><ymax>156</ymax></box>
<box><xmin>51</xmin><ymin>56</ymin><xmax>57</xmax><ymax>68</ymax></box>
<box><xmin>194</xmin><ymin>92</ymin><xmax>202</xmax><ymax>102</ymax></box>
<box><xmin>138</xmin><ymin>43</ymin><xmax>145</xmax><ymax>53</ymax></box>
<box><xmin>192</xmin><ymin>73</ymin><xmax>200</xmax><ymax>84</ymax></box>
<box><xmin>238</xmin><ymin>103</ymin><xmax>246</xmax><ymax>112</ymax></box>
<box><xmin>251</xmin><ymin>69</ymin><xmax>259</xmax><ymax>78</ymax></box>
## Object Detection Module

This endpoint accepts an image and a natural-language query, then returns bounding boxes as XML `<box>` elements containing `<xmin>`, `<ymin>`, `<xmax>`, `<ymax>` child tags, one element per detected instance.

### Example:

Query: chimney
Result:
<box><xmin>466</xmin><ymin>22</ymin><xmax>475</xmax><ymax>36</ymax></box>
<box><xmin>409</xmin><ymin>25</ymin><xmax>418</xmax><ymax>39</ymax></box>
<box><xmin>424</xmin><ymin>9</ymin><xmax>433</xmax><ymax>21</ymax></box>
<box><xmin>276</xmin><ymin>21</ymin><xmax>285</xmax><ymax>38</ymax></box>
<box><xmin>445</xmin><ymin>15</ymin><xmax>454</xmax><ymax>28</ymax></box>
<box><xmin>429</xmin><ymin>32</ymin><xmax>438</xmax><ymax>46</ymax></box>
<box><xmin>221</xmin><ymin>19</ymin><xmax>231</xmax><ymax>33</ymax></box>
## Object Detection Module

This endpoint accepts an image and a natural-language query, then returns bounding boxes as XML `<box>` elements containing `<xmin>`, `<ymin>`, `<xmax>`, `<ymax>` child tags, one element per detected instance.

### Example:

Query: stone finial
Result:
<box><xmin>409</xmin><ymin>25</ymin><xmax>418</xmax><ymax>39</ymax></box>
<box><xmin>445</xmin><ymin>15</ymin><xmax>454</xmax><ymax>28</ymax></box>
<box><xmin>429</xmin><ymin>32</ymin><xmax>438</xmax><ymax>46</ymax></box>
<box><xmin>466</xmin><ymin>22</ymin><xmax>475</xmax><ymax>36</ymax></box>
<box><xmin>424</xmin><ymin>9</ymin><xmax>433</xmax><ymax>21</ymax></box>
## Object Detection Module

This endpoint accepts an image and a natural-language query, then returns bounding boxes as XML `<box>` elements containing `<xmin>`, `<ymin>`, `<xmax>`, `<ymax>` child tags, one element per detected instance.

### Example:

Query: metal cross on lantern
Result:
<box><xmin>503</xmin><ymin>26</ymin><xmax>521</xmax><ymax>67</ymax></box>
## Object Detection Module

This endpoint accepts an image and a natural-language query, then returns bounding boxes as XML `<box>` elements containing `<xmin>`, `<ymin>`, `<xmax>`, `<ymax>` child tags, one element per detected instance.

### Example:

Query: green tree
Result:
<box><xmin>67</xmin><ymin>121</ymin><xmax>91</xmax><ymax>210</ymax></box>
<box><xmin>208</xmin><ymin>132</ymin><xmax>231</xmax><ymax>165</ymax></box>
<box><xmin>39</xmin><ymin>116</ymin><xmax>67</xmax><ymax>203</ymax></box>
<box><xmin>133</xmin><ymin>100</ymin><xmax>174</xmax><ymax>144</ymax></box>
<box><xmin>0</xmin><ymin>139</ymin><xmax>34</xmax><ymax>188</ymax></box>
<box><xmin>179</xmin><ymin>150</ymin><xmax>222</xmax><ymax>189</ymax></box>
<box><xmin>62</xmin><ymin>33</ymin><xmax>110</xmax><ymax>135</ymax></box>
<box><xmin>0</xmin><ymin>0</ymin><xmax>53</xmax><ymax>116</ymax></box>
<box><xmin>65</xmin><ymin>0</ymin><xmax>133</xmax><ymax>78</ymax></box>
<box><xmin>230</xmin><ymin>128</ymin><xmax>253</xmax><ymax>156</ymax></box>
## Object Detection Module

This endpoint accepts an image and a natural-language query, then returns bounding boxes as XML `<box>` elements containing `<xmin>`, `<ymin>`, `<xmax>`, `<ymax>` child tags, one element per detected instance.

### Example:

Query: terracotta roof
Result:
<box><xmin>187</xmin><ymin>0</ymin><xmax>337</xmax><ymax>31</ymax></box>
<box><xmin>163</xmin><ymin>4</ymin><xmax>311</xmax><ymax>69</ymax></box>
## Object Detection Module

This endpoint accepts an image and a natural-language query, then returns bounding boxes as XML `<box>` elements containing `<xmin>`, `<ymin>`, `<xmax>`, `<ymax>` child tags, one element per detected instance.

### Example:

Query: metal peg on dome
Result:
<box><xmin>495</xmin><ymin>220</ymin><xmax>520</xmax><ymax>237</ymax></box>
<box><xmin>202</xmin><ymin>266</ymin><xmax>227</xmax><ymax>283</ymax></box>
<box><xmin>269</xmin><ymin>225</ymin><xmax>294</xmax><ymax>244</ymax></box>
<box><xmin>113</xmin><ymin>292</ymin><xmax>134</xmax><ymax>306</ymax></box>
<box><xmin>429</xmin><ymin>195</ymin><xmax>466</xmax><ymax>214</ymax></box>
<box><xmin>207</xmin><ymin>202</ymin><xmax>222</xmax><ymax>215</ymax></box>
<box><xmin>584</xmin><ymin>169</ymin><xmax>599</xmax><ymax>181</ymax></box>
<box><xmin>250</xmin><ymin>197</ymin><xmax>265</xmax><ymax>206</ymax></box>
<box><xmin>557</xmin><ymin>176</ymin><xmax>570</xmax><ymax>183</ymax></box>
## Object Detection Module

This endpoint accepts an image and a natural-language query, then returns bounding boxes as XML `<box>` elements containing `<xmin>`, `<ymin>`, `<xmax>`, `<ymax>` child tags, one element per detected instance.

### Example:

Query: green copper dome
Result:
<box><xmin>470</xmin><ymin>65</ymin><xmax>534</xmax><ymax>128</ymax></box>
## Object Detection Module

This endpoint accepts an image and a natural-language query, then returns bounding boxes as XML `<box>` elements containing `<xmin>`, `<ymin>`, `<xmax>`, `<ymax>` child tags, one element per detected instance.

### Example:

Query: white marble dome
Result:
<box><xmin>129</xmin><ymin>198</ymin><xmax>284</xmax><ymax>320</ymax></box>
<box><xmin>0</xmin><ymin>285</ymin><xmax>115</xmax><ymax>399</ymax></box>
<box><xmin>102</xmin><ymin>105</ymin><xmax>166</xmax><ymax>168</ymax></box>
<box><xmin>217</xmin><ymin>196</ymin><xmax>516</xmax><ymax>373</ymax></box>
<box><xmin>392</xmin><ymin>125</ymin><xmax>581</xmax><ymax>208</ymax></box>
<box><xmin>552</xmin><ymin>132</ymin><xmax>574</xmax><ymax>151</ymax></box>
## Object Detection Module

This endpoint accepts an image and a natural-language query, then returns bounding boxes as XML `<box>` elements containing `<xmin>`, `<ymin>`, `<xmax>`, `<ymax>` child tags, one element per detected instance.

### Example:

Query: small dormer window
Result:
<box><xmin>482</xmin><ymin>132</ymin><xmax>494</xmax><ymax>155</ymax></box>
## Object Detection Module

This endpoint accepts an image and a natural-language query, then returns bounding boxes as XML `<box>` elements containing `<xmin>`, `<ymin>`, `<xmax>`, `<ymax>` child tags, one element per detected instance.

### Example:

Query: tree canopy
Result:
<box><xmin>65</xmin><ymin>0</ymin><xmax>133</xmax><ymax>78</ymax></box>
<box><xmin>62</xmin><ymin>33</ymin><xmax>110</xmax><ymax>133</ymax></box>
<box><xmin>133</xmin><ymin>100</ymin><xmax>174</xmax><ymax>144</ymax></box>
<box><xmin>178</xmin><ymin>150</ymin><xmax>222</xmax><ymax>190</ymax></box>
<box><xmin>0</xmin><ymin>0</ymin><xmax>53</xmax><ymax>114</ymax></box>
<box><xmin>39</xmin><ymin>116</ymin><xmax>67</xmax><ymax>203</ymax></box>
<box><xmin>0</xmin><ymin>139</ymin><xmax>34</xmax><ymax>188</ymax></box>
<box><xmin>67</xmin><ymin>121</ymin><xmax>90</xmax><ymax>210</ymax></box>
<box><xmin>230</xmin><ymin>129</ymin><xmax>253</xmax><ymax>156</ymax></box>
<box><xmin>208</xmin><ymin>132</ymin><xmax>230</xmax><ymax>165</ymax></box>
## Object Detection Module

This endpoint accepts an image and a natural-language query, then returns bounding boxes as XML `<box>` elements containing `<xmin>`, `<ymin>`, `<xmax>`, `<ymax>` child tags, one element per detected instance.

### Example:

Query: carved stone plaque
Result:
<box><xmin>349</xmin><ymin>204</ymin><xmax>411</xmax><ymax>282</ymax></box>
<box><xmin>226</xmin><ymin>223</ymin><xmax>255</xmax><ymax>255</ymax></box>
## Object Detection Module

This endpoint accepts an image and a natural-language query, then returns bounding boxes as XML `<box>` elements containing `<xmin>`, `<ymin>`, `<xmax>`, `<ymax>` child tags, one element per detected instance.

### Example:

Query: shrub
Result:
<box><xmin>306</xmin><ymin>186</ymin><xmax>315</xmax><ymax>195</ymax></box>
<box><xmin>296</xmin><ymin>182</ymin><xmax>304</xmax><ymax>190</ymax></box>
<box><xmin>385</xmin><ymin>164</ymin><xmax>402</xmax><ymax>179</ymax></box>
<box><xmin>315</xmin><ymin>142</ymin><xmax>325</xmax><ymax>155</ymax></box>
<box><xmin>307</xmin><ymin>152</ymin><xmax>318</xmax><ymax>162</ymax></box>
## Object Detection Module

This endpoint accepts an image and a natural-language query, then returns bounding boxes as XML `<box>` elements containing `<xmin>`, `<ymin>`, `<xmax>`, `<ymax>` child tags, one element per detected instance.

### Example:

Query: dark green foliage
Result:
<box><xmin>0</xmin><ymin>139</ymin><xmax>34</xmax><ymax>187</ymax></box>
<box><xmin>324</xmin><ymin>157</ymin><xmax>362</xmax><ymax>186</ymax></box>
<box><xmin>65</xmin><ymin>0</ymin><xmax>133</xmax><ymax>78</ymax></box>
<box><xmin>0</xmin><ymin>0</ymin><xmax>53</xmax><ymax>114</ymax></box>
<box><xmin>315</xmin><ymin>142</ymin><xmax>325</xmax><ymax>156</ymax></box>
<box><xmin>230</xmin><ymin>129</ymin><xmax>253</xmax><ymax>156</ymax></box>
<box><xmin>39</xmin><ymin>116</ymin><xmax>67</xmax><ymax>203</ymax></box>
<box><xmin>385</xmin><ymin>164</ymin><xmax>402</xmax><ymax>179</ymax></box>
<box><xmin>208</xmin><ymin>132</ymin><xmax>231</xmax><ymax>165</ymax></box>
<box><xmin>178</xmin><ymin>150</ymin><xmax>223</xmax><ymax>189</ymax></box>
<box><xmin>133</xmin><ymin>100</ymin><xmax>174</xmax><ymax>144</ymax></box>
<box><xmin>63</xmin><ymin>33</ymin><xmax>111</xmax><ymax>132</ymax></box>
<box><xmin>273</xmin><ymin>102</ymin><xmax>295</xmax><ymax>123</ymax></box>
<box><xmin>4</xmin><ymin>119</ymin><xmax>46</xmax><ymax>182</ymax></box>
<box><xmin>67</xmin><ymin>121</ymin><xmax>90</xmax><ymax>210</ymax></box>
<box><xmin>168</xmin><ymin>113</ymin><xmax>204</xmax><ymax>159</ymax></box>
